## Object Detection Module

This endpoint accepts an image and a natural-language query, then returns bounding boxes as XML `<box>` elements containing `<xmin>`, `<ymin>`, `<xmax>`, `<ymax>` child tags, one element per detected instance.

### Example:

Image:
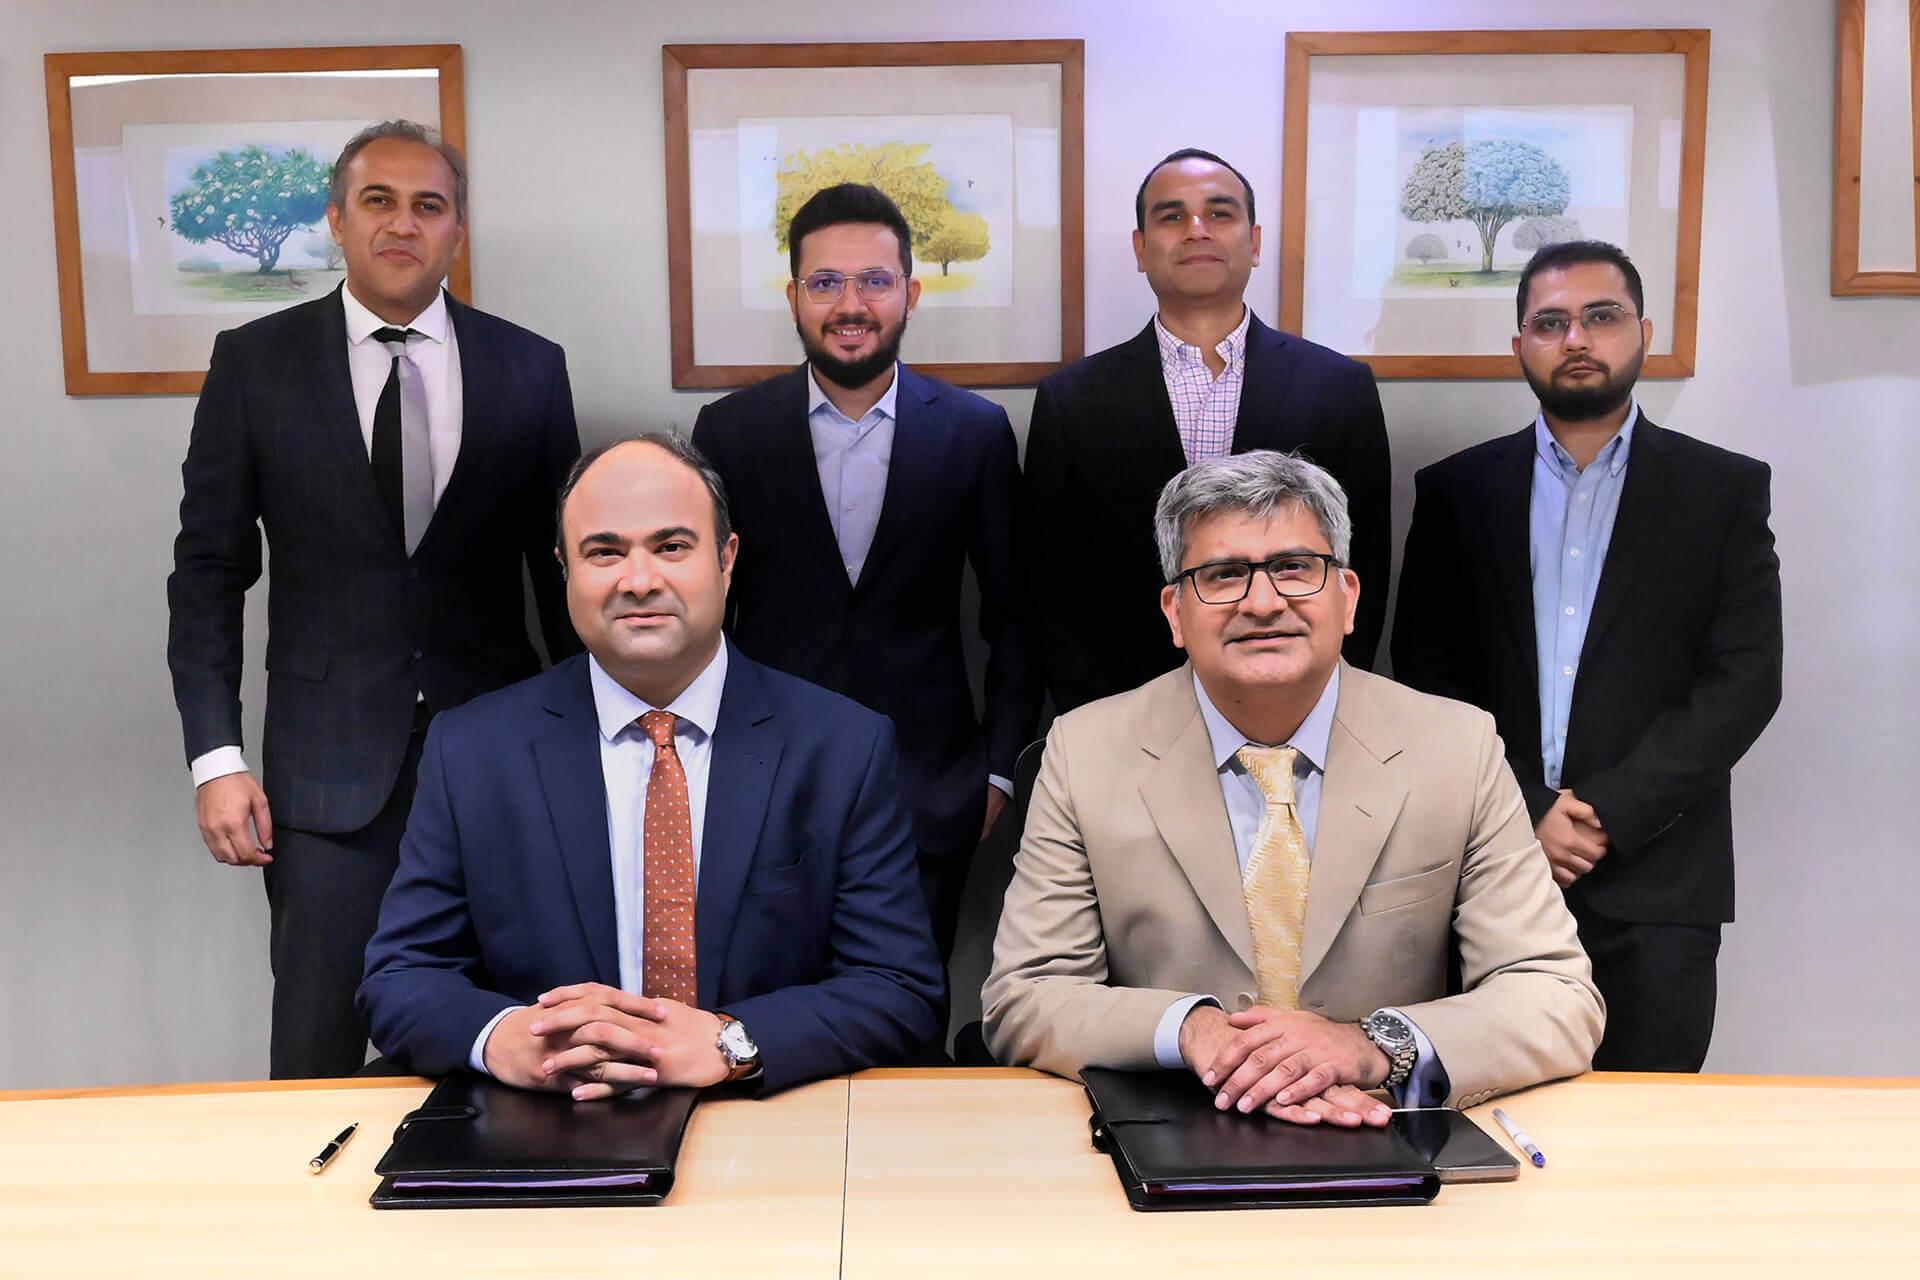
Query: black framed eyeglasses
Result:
<box><xmin>1170</xmin><ymin>553</ymin><xmax>1341</xmax><ymax>604</ymax></box>
<box><xmin>1520</xmin><ymin>302</ymin><xmax>1636</xmax><ymax>341</ymax></box>
<box><xmin>796</xmin><ymin>269</ymin><xmax>906</xmax><ymax>303</ymax></box>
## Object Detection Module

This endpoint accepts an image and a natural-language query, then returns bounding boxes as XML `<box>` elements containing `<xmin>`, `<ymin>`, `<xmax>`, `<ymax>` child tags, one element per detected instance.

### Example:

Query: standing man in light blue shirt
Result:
<box><xmin>1395</xmin><ymin>240</ymin><xmax>1781</xmax><ymax>1072</ymax></box>
<box><xmin>694</xmin><ymin>184</ymin><xmax>1040</xmax><ymax>962</ymax></box>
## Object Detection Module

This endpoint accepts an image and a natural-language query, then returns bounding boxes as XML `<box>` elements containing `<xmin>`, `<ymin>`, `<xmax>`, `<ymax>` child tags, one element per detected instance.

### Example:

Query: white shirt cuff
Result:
<box><xmin>987</xmin><ymin>774</ymin><xmax>1014</xmax><ymax>798</ymax></box>
<box><xmin>469</xmin><ymin>1006</ymin><xmax>522</xmax><ymax>1075</ymax></box>
<box><xmin>189</xmin><ymin>746</ymin><xmax>249</xmax><ymax>788</ymax></box>
<box><xmin>1153</xmin><ymin>995</ymin><xmax>1221</xmax><ymax>1070</ymax></box>
<box><xmin>1380</xmin><ymin>1006</ymin><xmax>1450</xmax><ymax>1107</ymax></box>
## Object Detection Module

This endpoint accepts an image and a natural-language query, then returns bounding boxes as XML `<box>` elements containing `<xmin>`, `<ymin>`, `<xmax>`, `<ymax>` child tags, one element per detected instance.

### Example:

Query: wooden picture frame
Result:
<box><xmin>662</xmin><ymin>40</ymin><xmax>1084</xmax><ymax>389</ymax></box>
<box><xmin>45</xmin><ymin>44</ymin><xmax>468</xmax><ymax>396</ymax></box>
<box><xmin>1280</xmin><ymin>29</ymin><xmax>1709</xmax><ymax>379</ymax></box>
<box><xmin>1833</xmin><ymin>0</ymin><xmax>1920</xmax><ymax>295</ymax></box>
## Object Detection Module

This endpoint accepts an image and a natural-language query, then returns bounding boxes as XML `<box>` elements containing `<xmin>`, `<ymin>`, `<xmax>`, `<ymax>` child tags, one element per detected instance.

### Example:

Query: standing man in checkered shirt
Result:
<box><xmin>1025</xmin><ymin>149</ymin><xmax>1391</xmax><ymax>713</ymax></box>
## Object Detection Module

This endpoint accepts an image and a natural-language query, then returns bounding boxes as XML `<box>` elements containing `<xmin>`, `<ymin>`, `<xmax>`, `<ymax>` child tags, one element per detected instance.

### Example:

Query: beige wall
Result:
<box><xmin>2</xmin><ymin>0</ymin><xmax>1914</xmax><ymax>1087</ymax></box>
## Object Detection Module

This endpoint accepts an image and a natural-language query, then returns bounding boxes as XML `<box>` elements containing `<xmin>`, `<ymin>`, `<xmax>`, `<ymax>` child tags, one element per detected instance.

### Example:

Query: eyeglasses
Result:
<box><xmin>1521</xmin><ymin>302</ymin><xmax>1635</xmax><ymax>341</ymax></box>
<box><xmin>1170</xmin><ymin>553</ymin><xmax>1340</xmax><ymax>605</ymax></box>
<box><xmin>795</xmin><ymin>269</ymin><xmax>906</xmax><ymax>303</ymax></box>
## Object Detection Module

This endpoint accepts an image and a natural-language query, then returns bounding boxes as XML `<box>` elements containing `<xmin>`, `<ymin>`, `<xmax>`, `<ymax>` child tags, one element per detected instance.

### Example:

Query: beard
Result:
<box><xmin>798</xmin><ymin>313</ymin><xmax>907</xmax><ymax>390</ymax></box>
<box><xmin>1523</xmin><ymin>345</ymin><xmax>1644</xmax><ymax>422</ymax></box>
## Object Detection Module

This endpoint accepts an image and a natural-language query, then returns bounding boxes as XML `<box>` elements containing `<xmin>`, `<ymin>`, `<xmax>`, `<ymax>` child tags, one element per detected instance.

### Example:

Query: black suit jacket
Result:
<box><xmin>693</xmin><ymin>364</ymin><xmax>1040</xmax><ymax>858</ymax></box>
<box><xmin>1392</xmin><ymin>418</ymin><xmax>1782</xmax><ymax>924</ymax></box>
<box><xmin>1024</xmin><ymin>313</ymin><xmax>1391</xmax><ymax>712</ymax></box>
<box><xmin>167</xmin><ymin>286</ymin><xmax>581</xmax><ymax>834</ymax></box>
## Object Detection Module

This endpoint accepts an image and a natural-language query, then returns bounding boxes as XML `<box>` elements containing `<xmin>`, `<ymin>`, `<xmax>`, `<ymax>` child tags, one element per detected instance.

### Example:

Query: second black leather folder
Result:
<box><xmin>370</xmin><ymin>1073</ymin><xmax>700</xmax><ymax>1209</ymax></box>
<box><xmin>1083</xmin><ymin>1068</ymin><xmax>1440</xmax><ymax>1210</ymax></box>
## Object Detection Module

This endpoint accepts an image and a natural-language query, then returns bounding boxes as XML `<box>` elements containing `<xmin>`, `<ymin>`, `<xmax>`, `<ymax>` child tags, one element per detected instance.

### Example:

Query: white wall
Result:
<box><xmin>3</xmin><ymin>0</ymin><xmax>1913</xmax><ymax>1088</ymax></box>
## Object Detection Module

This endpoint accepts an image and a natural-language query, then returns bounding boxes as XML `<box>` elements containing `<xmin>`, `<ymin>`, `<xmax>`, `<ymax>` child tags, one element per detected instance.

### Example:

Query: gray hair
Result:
<box><xmin>329</xmin><ymin>120</ymin><xmax>469</xmax><ymax>223</ymax></box>
<box><xmin>1153</xmin><ymin>450</ymin><xmax>1352</xmax><ymax>582</ymax></box>
<box><xmin>554</xmin><ymin>432</ymin><xmax>733</xmax><ymax>564</ymax></box>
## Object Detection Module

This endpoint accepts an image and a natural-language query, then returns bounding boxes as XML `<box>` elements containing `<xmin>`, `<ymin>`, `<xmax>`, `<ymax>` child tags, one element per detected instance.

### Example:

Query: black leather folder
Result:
<box><xmin>369</xmin><ymin>1073</ymin><xmax>700</xmax><ymax>1209</ymax></box>
<box><xmin>1082</xmin><ymin>1068</ymin><xmax>1440</xmax><ymax>1210</ymax></box>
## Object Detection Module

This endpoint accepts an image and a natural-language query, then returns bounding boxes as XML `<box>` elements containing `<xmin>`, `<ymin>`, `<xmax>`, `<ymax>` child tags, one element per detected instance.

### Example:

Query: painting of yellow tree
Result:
<box><xmin>736</xmin><ymin>114</ymin><xmax>1014</xmax><ymax>308</ymax></box>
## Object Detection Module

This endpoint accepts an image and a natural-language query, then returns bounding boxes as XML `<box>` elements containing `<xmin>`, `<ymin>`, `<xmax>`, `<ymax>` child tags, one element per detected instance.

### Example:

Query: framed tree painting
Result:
<box><xmin>1833</xmin><ymin>0</ymin><xmax>1920</xmax><ymax>295</ymax></box>
<box><xmin>1280</xmin><ymin>29</ymin><xmax>1709</xmax><ymax>378</ymax></box>
<box><xmin>45</xmin><ymin>44</ymin><xmax>467</xmax><ymax>396</ymax></box>
<box><xmin>663</xmin><ymin>39</ymin><xmax>1084</xmax><ymax>388</ymax></box>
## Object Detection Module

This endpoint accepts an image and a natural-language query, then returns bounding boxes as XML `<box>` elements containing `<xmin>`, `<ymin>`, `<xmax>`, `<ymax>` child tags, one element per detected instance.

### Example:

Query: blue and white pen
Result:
<box><xmin>1491</xmin><ymin>1108</ymin><xmax>1546</xmax><ymax>1168</ymax></box>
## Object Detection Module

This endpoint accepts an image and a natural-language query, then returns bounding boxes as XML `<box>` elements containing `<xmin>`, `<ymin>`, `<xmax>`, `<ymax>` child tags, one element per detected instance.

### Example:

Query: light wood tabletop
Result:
<box><xmin>839</xmin><ymin>1069</ymin><xmax>1920</xmax><ymax>1279</ymax></box>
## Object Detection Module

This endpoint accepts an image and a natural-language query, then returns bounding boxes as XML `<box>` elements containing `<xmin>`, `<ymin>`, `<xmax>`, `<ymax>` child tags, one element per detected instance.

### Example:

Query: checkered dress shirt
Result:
<box><xmin>1154</xmin><ymin>309</ymin><xmax>1251</xmax><ymax>465</ymax></box>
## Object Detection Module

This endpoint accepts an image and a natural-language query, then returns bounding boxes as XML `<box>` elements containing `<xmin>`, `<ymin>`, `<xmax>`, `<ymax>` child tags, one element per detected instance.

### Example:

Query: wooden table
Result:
<box><xmin>3</xmin><ymin>1070</ymin><xmax>1916</xmax><ymax>1277</ymax></box>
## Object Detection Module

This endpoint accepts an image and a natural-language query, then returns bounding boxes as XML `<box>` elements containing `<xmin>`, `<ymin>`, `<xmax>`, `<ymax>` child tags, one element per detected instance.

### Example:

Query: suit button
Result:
<box><xmin>1234</xmin><ymin>992</ymin><xmax>1255</xmax><ymax>1011</ymax></box>
<box><xmin>411</xmin><ymin>649</ymin><xmax>424</xmax><ymax>660</ymax></box>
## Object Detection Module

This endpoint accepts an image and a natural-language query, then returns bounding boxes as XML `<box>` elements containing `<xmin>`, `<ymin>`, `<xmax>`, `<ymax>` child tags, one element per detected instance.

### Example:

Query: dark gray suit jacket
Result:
<box><xmin>167</xmin><ymin>286</ymin><xmax>581</xmax><ymax>833</ymax></box>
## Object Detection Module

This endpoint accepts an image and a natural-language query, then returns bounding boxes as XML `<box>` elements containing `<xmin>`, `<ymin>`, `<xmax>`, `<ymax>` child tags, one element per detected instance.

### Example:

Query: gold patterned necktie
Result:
<box><xmin>639</xmin><ymin>710</ymin><xmax>697</xmax><ymax>1004</ymax></box>
<box><xmin>1235</xmin><ymin>744</ymin><xmax>1311</xmax><ymax>1009</ymax></box>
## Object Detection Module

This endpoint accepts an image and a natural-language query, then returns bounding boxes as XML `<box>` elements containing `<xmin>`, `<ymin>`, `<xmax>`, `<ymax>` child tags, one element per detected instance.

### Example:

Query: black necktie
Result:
<box><xmin>369</xmin><ymin>326</ymin><xmax>421</xmax><ymax>548</ymax></box>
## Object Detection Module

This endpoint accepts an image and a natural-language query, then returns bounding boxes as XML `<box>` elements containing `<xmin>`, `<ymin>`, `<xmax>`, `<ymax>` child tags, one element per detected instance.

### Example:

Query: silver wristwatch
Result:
<box><xmin>1361</xmin><ymin>1008</ymin><xmax>1418</xmax><ymax>1089</ymax></box>
<box><xmin>715</xmin><ymin>1013</ymin><xmax>760</xmax><ymax>1082</ymax></box>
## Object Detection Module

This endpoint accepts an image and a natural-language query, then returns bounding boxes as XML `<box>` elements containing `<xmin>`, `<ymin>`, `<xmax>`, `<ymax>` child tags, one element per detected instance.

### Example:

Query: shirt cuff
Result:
<box><xmin>1152</xmin><ymin>995</ymin><xmax>1221</xmax><ymax>1070</ymax></box>
<box><xmin>1380</xmin><ymin>1006</ymin><xmax>1450</xmax><ymax>1107</ymax></box>
<box><xmin>469</xmin><ymin>1006</ymin><xmax>522</xmax><ymax>1076</ymax></box>
<box><xmin>987</xmin><ymin>774</ymin><xmax>1014</xmax><ymax>799</ymax></box>
<box><xmin>189</xmin><ymin>746</ymin><xmax>249</xmax><ymax>788</ymax></box>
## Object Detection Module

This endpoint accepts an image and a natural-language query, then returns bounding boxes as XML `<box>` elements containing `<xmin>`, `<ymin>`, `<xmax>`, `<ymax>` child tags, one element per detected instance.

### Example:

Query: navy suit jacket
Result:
<box><xmin>693</xmin><ymin>364</ymin><xmax>1040</xmax><ymax>858</ymax></box>
<box><xmin>1025</xmin><ymin>314</ymin><xmax>1392</xmax><ymax>712</ymax></box>
<box><xmin>357</xmin><ymin>648</ymin><xmax>948</xmax><ymax>1094</ymax></box>
<box><xmin>166</xmin><ymin>286</ymin><xmax>581</xmax><ymax>832</ymax></box>
<box><xmin>1392</xmin><ymin>419</ymin><xmax>1782</xmax><ymax>925</ymax></box>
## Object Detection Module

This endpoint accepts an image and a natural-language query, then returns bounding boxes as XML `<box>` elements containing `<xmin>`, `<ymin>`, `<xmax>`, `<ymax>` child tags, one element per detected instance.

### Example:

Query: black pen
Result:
<box><xmin>308</xmin><ymin>1122</ymin><xmax>359</xmax><ymax>1174</ymax></box>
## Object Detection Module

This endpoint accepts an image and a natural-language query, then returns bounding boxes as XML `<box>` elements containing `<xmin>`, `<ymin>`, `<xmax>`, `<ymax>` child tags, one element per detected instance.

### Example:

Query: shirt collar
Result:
<box><xmin>806</xmin><ymin>362</ymin><xmax>900</xmax><ymax>425</ymax></box>
<box><xmin>1153</xmin><ymin>306</ymin><xmax>1252</xmax><ymax>371</ymax></box>
<box><xmin>341</xmin><ymin>284</ymin><xmax>450</xmax><ymax>347</ymax></box>
<box><xmin>1192</xmin><ymin>663</ymin><xmax>1340</xmax><ymax>777</ymax></box>
<box><xmin>587</xmin><ymin>640</ymin><xmax>729</xmax><ymax>745</ymax></box>
<box><xmin>1533</xmin><ymin>401</ymin><xmax>1639</xmax><ymax>477</ymax></box>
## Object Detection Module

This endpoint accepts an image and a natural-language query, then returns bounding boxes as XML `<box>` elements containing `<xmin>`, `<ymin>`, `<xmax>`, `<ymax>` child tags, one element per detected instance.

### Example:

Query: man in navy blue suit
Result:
<box><xmin>359</xmin><ymin>434</ymin><xmax>946</xmax><ymax>1096</ymax></box>
<box><xmin>693</xmin><ymin>183</ymin><xmax>1039</xmax><ymax>959</ymax></box>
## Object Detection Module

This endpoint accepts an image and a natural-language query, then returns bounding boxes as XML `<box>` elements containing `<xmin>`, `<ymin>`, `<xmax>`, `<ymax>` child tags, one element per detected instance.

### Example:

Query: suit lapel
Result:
<box><xmin>424</xmin><ymin>293</ymin><xmax>492</xmax><ymax>552</ymax></box>
<box><xmin>304</xmin><ymin>288</ymin><xmax>392</xmax><ymax>536</ymax></box>
<box><xmin>531</xmin><ymin>661</ymin><xmax>620</xmax><ymax>984</ymax></box>
<box><xmin>762</xmin><ymin>366</ymin><xmax>854</xmax><ymax>593</ymax></box>
<box><xmin>1231</xmin><ymin>313</ymin><xmax>1300</xmax><ymax>451</ymax></box>
<box><xmin>1578</xmin><ymin>419</ymin><xmax>1668</xmax><ymax>664</ymax></box>
<box><xmin>1300</xmin><ymin>668</ymin><xmax>1408</xmax><ymax>986</ymax></box>
<box><xmin>859</xmin><ymin>365</ymin><xmax>940</xmax><ymax>592</ymax></box>
<box><xmin>1484</xmin><ymin>426</ymin><xmax>1540</xmax><ymax>681</ymax></box>
<box><xmin>1115</xmin><ymin>323</ymin><xmax>1191</xmax><ymax>478</ymax></box>
<box><xmin>694</xmin><ymin>648</ymin><xmax>781</xmax><ymax>1009</ymax></box>
<box><xmin>1136</xmin><ymin>672</ymin><xmax>1256</xmax><ymax>974</ymax></box>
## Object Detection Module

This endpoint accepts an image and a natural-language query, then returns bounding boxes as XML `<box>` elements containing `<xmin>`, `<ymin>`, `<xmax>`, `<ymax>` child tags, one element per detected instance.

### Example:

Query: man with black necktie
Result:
<box><xmin>167</xmin><ymin>120</ymin><xmax>581</xmax><ymax>1079</ymax></box>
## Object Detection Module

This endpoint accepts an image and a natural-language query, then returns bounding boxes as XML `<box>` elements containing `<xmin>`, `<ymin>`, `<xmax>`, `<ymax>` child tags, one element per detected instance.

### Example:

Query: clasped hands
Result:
<box><xmin>483</xmin><ymin>982</ymin><xmax>730</xmax><ymax>1100</ymax></box>
<box><xmin>1178</xmin><ymin>1004</ymin><xmax>1393</xmax><ymax>1127</ymax></box>
<box><xmin>1537</xmin><ymin>789</ymin><xmax>1609</xmax><ymax>887</ymax></box>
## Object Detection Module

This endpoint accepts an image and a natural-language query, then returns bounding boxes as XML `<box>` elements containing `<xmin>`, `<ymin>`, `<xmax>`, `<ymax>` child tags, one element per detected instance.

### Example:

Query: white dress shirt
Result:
<box><xmin>188</xmin><ymin>286</ymin><xmax>465</xmax><ymax>789</ymax></box>
<box><xmin>469</xmin><ymin>642</ymin><xmax>730</xmax><ymax>1072</ymax></box>
<box><xmin>1151</xmin><ymin>669</ymin><xmax>1446</xmax><ymax>1106</ymax></box>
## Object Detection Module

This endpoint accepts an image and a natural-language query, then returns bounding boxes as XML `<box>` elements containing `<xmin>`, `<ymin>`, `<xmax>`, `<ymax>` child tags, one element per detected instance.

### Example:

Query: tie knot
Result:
<box><xmin>1236</xmin><ymin>744</ymin><xmax>1298</xmax><ymax>807</ymax></box>
<box><xmin>370</xmin><ymin>325</ymin><xmax>418</xmax><ymax>349</ymax></box>
<box><xmin>638</xmin><ymin>709</ymin><xmax>678</xmax><ymax>750</ymax></box>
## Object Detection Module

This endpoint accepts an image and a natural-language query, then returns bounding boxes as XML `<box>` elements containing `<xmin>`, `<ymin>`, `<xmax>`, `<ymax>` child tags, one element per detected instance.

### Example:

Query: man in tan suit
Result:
<box><xmin>984</xmin><ymin>451</ymin><xmax>1601</xmax><ymax>1125</ymax></box>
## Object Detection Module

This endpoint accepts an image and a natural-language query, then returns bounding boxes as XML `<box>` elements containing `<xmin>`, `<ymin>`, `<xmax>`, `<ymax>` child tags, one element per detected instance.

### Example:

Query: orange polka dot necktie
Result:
<box><xmin>639</xmin><ymin>710</ymin><xmax>697</xmax><ymax>1004</ymax></box>
<box><xmin>1235</xmin><ymin>744</ymin><xmax>1310</xmax><ymax>1010</ymax></box>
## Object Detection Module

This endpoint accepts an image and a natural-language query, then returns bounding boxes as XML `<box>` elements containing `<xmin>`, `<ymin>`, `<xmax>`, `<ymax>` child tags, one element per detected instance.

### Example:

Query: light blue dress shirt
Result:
<box><xmin>1152</xmin><ymin>669</ymin><xmax>1446</xmax><ymax>1107</ymax></box>
<box><xmin>1530</xmin><ymin>405</ymin><xmax>1638</xmax><ymax>789</ymax></box>
<box><xmin>806</xmin><ymin>364</ymin><xmax>899</xmax><ymax>587</ymax></box>
<box><xmin>468</xmin><ymin>643</ymin><xmax>730</xmax><ymax>1073</ymax></box>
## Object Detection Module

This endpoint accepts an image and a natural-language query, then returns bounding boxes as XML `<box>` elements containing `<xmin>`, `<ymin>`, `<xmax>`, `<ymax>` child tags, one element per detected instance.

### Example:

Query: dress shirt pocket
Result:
<box><xmin>745</xmin><ymin>849</ymin><xmax>815</xmax><ymax>897</ymax></box>
<box><xmin>1357</xmin><ymin>861</ymin><xmax>1455</xmax><ymax>916</ymax></box>
<box><xmin>263</xmin><ymin>639</ymin><xmax>328</xmax><ymax>683</ymax></box>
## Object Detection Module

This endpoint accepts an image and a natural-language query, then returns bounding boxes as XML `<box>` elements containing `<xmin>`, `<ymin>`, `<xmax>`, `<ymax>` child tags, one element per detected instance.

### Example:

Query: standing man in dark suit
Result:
<box><xmin>1026</xmin><ymin>148</ymin><xmax>1391</xmax><ymax>712</ymax></box>
<box><xmin>359</xmin><ymin>436</ymin><xmax>946</xmax><ymax>1094</ymax></box>
<box><xmin>1393</xmin><ymin>241</ymin><xmax>1782</xmax><ymax>1072</ymax></box>
<box><xmin>167</xmin><ymin>120</ymin><xmax>581</xmax><ymax>1079</ymax></box>
<box><xmin>693</xmin><ymin>184</ymin><xmax>1039</xmax><ymax>959</ymax></box>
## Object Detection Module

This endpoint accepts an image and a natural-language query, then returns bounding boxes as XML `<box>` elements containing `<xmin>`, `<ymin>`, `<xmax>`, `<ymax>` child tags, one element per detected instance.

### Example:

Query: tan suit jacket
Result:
<box><xmin>982</xmin><ymin>662</ymin><xmax>1603</xmax><ymax>1108</ymax></box>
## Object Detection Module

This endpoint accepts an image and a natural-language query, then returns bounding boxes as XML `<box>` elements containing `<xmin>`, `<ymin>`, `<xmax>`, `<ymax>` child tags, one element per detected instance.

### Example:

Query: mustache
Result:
<box><xmin>1555</xmin><ymin>357</ymin><xmax>1609</xmax><ymax>376</ymax></box>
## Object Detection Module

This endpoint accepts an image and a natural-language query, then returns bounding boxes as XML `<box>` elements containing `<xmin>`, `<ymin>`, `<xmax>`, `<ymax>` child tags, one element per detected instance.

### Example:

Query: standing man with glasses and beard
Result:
<box><xmin>1393</xmin><ymin>241</ymin><xmax>1781</xmax><ymax>1072</ymax></box>
<box><xmin>693</xmin><ymin>183</ymin><xmax>1039</xmax><ymax>962</ymax></box>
